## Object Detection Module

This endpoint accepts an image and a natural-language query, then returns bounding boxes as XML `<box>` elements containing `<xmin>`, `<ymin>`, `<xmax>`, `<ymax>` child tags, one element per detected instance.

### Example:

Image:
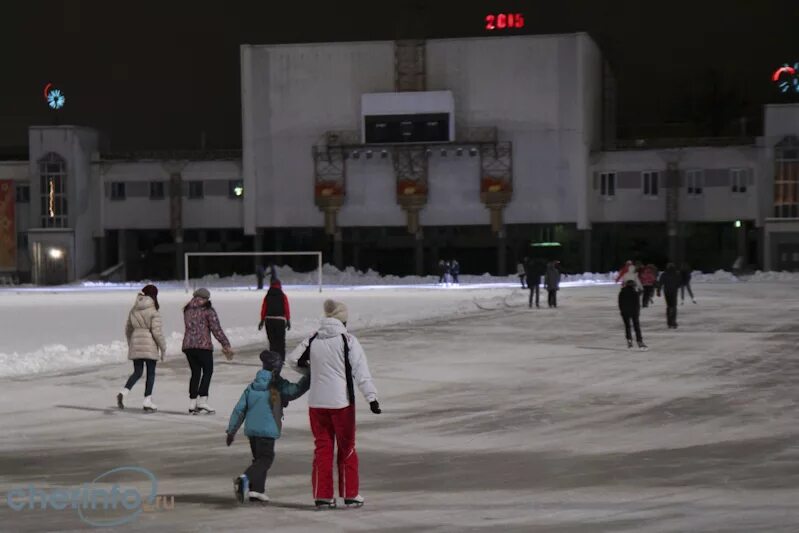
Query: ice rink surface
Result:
<box><xmin>1</xmin><ymin>281</ymin><xmax>798</xmax><ymax>532</ymax></box>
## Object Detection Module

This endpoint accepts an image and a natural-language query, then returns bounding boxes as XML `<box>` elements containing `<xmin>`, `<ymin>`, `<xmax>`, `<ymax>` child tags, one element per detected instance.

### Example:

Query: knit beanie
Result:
<box><xmin>141</xmin><ymin>284</ymin><xmax>159</xmax><ymax>310</ymax></box>
<box><xmin>323</xmin><ymin>299</ymin><xmax>348</xmax><ymax>324</ymax></box>
<box><xmin>193</xmin><ymin>287</ymin><xmax>210</xmax><ymax>299</ymax></box>
<box><xmin>259</xmin><ymin>350</ymin><xmax>283</xmax><ymax>372</ymax></box>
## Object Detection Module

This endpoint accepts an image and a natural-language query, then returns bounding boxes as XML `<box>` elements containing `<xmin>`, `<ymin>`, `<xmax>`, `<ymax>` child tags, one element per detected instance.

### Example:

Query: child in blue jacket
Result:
<box><xmin>226</xmin><ymin>350</ymin><xmax>310</xmax><ymax>503</ymax></box>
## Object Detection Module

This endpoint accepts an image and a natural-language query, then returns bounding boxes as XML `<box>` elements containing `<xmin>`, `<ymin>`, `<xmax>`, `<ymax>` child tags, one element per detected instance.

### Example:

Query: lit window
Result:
<box><xmin>38</xmin><ymin>153</ymin><xmax>68</xmax><ymax>227</ymax></box>
<box><xmin>228</xmin><ymin>180</ymin><xmax>244</xmax><ymax>199</ymax></box>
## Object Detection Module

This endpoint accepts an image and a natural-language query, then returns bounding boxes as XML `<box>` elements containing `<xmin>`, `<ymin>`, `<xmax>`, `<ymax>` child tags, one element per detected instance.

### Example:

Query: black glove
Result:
<box><xmin>257</xmin><ymin>320</ymin><xmax>264</xmax><ymax>331</ymax></box>
<box><xmin>369</xmin><ymin>400</ymin><xmax>382</xmax><ymax>414</ymax></box>
<box><xmin>286</xmin><ymin>320</ymin><xmax>291</xmax><ymax>331</ymax></box>
<box><xmin>226</xmin><ymin>433</ymin><xmax>234</xmax><ymax>446</ymax></box>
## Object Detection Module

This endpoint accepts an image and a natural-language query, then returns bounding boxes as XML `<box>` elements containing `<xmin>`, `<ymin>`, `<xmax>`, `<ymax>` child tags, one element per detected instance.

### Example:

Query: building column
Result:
<box><xmin>333</xmin><ymin>230</ymin><xmax>343</xmax><ymax>270</ymax></box>
<box><xmin>763</xmin><ymin>226</ymin><xmax>772</xmax><ymax>271</ymax></box>
<box><xmin>96</xmin><ymin>234</ymin><xmax>107</xmax><ymax>273</ymax></box>
<box><xmin>414</xmin><ymin>229</ymin><xmax>424</xmax><ymax>276</ymax></box>
<box><xmin>253</xmin><ymin>228</ymin><xmax>263</xmax><ymax>271</ymax></box>
<box><xmin>581</xmin><ymin>229</ymin><xmax>592</xmax><ymax>273</ymax></box>
<box><xmin>736</xmin><ymin>221</ymin><xmax>747</xmax><ymax>264</ymax></box>
<box><xmin>496</xmin><ymin>229</ymin><xmax>507</xmax><ymax>276</ymax></box>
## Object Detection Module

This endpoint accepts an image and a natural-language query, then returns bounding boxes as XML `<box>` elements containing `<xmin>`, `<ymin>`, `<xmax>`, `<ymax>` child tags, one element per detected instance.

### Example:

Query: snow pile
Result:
<box><xmin>747</xmin><ymin>270</ymin><xmax>799</xmax><ymax>282</ymax></box>
<box><xmin>0</xmin><ymin>287</ymin><xmax>496</xmax><ymax>378</ymax></box>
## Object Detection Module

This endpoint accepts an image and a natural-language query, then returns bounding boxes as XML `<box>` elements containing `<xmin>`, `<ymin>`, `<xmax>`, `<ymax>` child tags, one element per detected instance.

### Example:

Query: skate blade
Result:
<box><xmin>143</xmin><ymin>407</ymin><xmax>157</xmax><ymax>413</ymax></box>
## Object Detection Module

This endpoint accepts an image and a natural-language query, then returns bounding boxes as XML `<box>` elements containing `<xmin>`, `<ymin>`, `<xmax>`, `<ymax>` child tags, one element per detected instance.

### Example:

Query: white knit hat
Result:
<box><xmin>323</xmin><ymin>299</ymin><xmax>348</xmax><ymax>324</ymax></box>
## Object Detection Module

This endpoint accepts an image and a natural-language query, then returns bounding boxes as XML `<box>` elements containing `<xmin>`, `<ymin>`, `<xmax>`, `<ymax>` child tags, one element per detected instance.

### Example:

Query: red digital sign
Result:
<box><xmin>485</xmin><ymin>13</ymin><xmax>525</xmax><ymax>31</ymax></box>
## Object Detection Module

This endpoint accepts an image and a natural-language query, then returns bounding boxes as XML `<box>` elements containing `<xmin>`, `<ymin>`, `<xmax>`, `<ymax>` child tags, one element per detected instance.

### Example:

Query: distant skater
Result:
<box><xmin>437</xmin><ymin>260</ymin><xmax>447</xmax><ymax>284</ymax></box>
<box><xmin>526</xmin><ymin>258</ymin><xmax>544</xmax><ymax>308</ymax></box>
<box><xmin>657</xmin><ymin>263</ymin><xmax>681</xmax><ymax>329</ymax></box>
<box><xmin>450</xmin><ymin>259</ymin><xmax>460</xmax><ymax>284</ymax></box>
<box><xmin>544</xmin><ymin>261</ymin><xmax>561</xmax><ymax>308</ymax></box>
<box><xmin>680</xmin><ymin>263</ymin><xmax>697</xmax><ymax>304</ymax></box>
<box><xmin>619</xmin><ymin>279</ymin><xmax>647</xmax><ymax>350</ymax></box>
<box><xmin>639</xmin><ymin>264</ymin><xmax>657</xmax><ymax>308</ymax></box>
<box><xmin>517</xmin><ymin>259</ymin><xmax>527</xmax><ymax>289</ymax></box>
<box><xmin>255</xmin><ymin>264</ymin><xmax>266</xmax><ymax>290</ymax></box>
<box><xmin>258</xmin><ymin>269</ymin><xmax>291</xmax><ymax>360</ymax></box>
<box><xmin>118</xmin><ymin>285</ymin><xmax>167</xmax><ymax>411</ymax></box>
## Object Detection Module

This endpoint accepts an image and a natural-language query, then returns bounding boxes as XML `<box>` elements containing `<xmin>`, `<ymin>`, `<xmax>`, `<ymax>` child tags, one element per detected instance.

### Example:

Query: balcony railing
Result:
<box><xmin>605</xmin><ymin>137</ymin><xmax>756</xmax><ymax>151</ymax></box>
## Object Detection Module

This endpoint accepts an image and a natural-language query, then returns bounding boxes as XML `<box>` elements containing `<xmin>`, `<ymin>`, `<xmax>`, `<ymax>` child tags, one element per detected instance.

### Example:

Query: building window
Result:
<box><xmin>599</xmin><ymin>172</ymin><xmax>615</xmax><ymax>198</ymax></box>
<box><xmin>38</xmin><ymin>152</ymin><xmax>68</xmax><ymax>228</ymax></box>
<box><xmin>731</xmin><ymin>169</ymin><xmax>748</xmax><ymax>194</ymax></box>
<box><xmin>15</xmin><ymin>184</ymin><xmax>30</xmax><ymax>203</ymax></box>
<box><xmin>150</xmin><ymin>181</ymin><xmax>165</xmax><ymax>200</ymax></box>
<box><xmin>685</xmin><ymin>169</ymin><xmax>704</xmax><ymax>196</ymax></box>
<box><xmin>110</xmin><ymin>182</ymin><xmax>126</xmax><ymax>201</ymax></box>
<box><xmin>774</xmin><ymin>136</ymin><xmax>799</xmax><ymax>218</ymax></box>
<box><xmin>642</xmin><ymin>171</ymin><xmax>659</xmax><ymax>197</ymax></box>
<box><xmin>228</xmin><ymin>180</ymin><xmax>244</xmax><ymax>199</ymax></box>
<box><xmin>188</xmin><ymin>181</ymin><xmax>204</xmax><ymax>199</ymax></box>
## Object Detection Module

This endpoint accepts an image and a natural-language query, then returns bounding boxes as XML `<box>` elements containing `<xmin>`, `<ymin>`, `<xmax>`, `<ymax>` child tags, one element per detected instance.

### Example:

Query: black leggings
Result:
<box><xmin>621</xmin><ymin>313</ymin><xmax>643</xmax><ymax>343</ymax></box>
<box><xmin>184</xmin><ymin>349</ymin><xmax>214</xmax><ymax>399</ymax></box>
<box><xmin>124</xmin><ymin>359</ymin><xmax>157</xmax><ymax>396</ymax></box>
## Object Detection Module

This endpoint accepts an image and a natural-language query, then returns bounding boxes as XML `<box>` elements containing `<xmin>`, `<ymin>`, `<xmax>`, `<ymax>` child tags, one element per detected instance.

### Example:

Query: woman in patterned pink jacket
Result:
<box><xmin>182</xmin><ymin>288</ymin><xmax>234</xmax><ymax>414</ymax></box>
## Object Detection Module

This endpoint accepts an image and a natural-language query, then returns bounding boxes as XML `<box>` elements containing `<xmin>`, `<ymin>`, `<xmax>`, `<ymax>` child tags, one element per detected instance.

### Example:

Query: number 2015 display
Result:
<box><xmin>485</xmin><ymin>13</ymin><xmax>525</xmax><ymax>31</ymax></box>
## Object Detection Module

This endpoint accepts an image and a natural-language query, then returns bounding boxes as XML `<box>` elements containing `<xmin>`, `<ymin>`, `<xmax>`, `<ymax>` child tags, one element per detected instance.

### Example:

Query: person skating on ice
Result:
<box><xmin>657</xmin><ymin>263</ymin><xmax>681</xmax><ymax>329</ymax></box>
<box><xmin>288</xmin><ymin>299</ymin><xmax>381</xmax><ymax>510</ymax></box>
<box><xmin>258</xmin><ymin>268</ymin><xmax>291</xmax><ymax>360</ymax></box>
<box><xmin>118</xmin><ymin>284</ymin><xmax>167</xmax><ymax>411</ymax></box>
<box><xmin>618</xmin><ymin>279</ymin><xmax>647</xmax><ymax>350</ymax></box>
<box><xmin>525</xmin><ymin>257</ymin><xmax>545</xmax><ymax>308</ymax></box>
<box><xmin>182</xmin><ymin>288</ymin><xmax>235</xmax><ymax>414</ymax></box>
<box><xmin>517</xmin><ymin>258</ymin><xmax>527</xmax><ymax>289</ymax></box>
<box><xmin>544</xmin><ymin>260</ymin><xmax>561</xmax><ymax>308</ymax></box>
<box><xmin>679</xmin><ymin>262</ymin><xmax>697</xmax><ymax>304</ymax></box>
<box><xmin>639</xmin><ymin>263</ymin><xmax>658</xmax><ymax>308</ymax></box>
<box><xmin>450</xmin><ymin>259</ymin><xmax>460</xmax><ymax>284</ymax></box>
<box><xmin>226</xmin><ymin>350</ymin><xmax>310</xmax><ymax>504</ymax></box>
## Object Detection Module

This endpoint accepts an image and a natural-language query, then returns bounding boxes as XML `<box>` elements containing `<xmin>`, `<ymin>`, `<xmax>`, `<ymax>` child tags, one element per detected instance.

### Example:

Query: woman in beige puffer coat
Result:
<box><xmin>117</xmin><ymin>285</ymin><xmax>167</xmax><ymax>412</ymax></box>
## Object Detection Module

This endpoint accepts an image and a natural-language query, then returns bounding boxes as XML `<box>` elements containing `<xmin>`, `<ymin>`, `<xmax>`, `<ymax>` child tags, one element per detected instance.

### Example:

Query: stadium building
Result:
<box><xmin>1</xmin><ymin>33</ymin><xmax>798</xmax><ymax>284</ymax></box>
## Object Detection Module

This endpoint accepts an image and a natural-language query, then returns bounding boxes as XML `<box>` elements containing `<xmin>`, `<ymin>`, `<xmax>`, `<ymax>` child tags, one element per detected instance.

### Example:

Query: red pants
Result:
<box><xmin>309</xmin><ymin>405</ymin><xmax>358</xmax><ymax>499</ymax></box>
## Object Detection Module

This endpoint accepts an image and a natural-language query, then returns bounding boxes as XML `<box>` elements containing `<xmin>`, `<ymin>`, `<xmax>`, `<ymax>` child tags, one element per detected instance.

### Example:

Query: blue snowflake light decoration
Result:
<box><xmin>47</xmin><ymin>89</ymin><xmax>66</xmax><ymax>110</ymax></box>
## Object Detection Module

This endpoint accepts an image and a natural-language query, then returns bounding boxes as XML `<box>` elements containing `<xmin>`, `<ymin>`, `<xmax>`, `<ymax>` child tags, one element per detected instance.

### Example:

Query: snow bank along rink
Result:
<box><xmin>0</xmin><ymin>278</ymin><xmax>798</xmax><ymax>531</ymax></box>
<box><xmin>1</xmin><ymin>265</ymin><xmax>796</xmax><ymax>378</ymax></box>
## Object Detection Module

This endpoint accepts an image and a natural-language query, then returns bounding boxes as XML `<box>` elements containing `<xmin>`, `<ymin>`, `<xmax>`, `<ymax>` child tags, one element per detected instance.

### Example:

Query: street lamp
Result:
<box><xmin>48</xmin><ymin>248</ymin><xmax>64</xmax><ymax>259</ymax></box>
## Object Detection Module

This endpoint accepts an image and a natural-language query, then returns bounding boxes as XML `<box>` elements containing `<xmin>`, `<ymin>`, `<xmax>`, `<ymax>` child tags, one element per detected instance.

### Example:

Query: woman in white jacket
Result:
<box><xmin>288</xmin><ymin>299</ymin><xmax>381</xmax><ymax>510</ymax></box>
<box><xmin>117</xmin><ymin>285</ymin><xmax>167</xmax><ymax>412</ymax></box>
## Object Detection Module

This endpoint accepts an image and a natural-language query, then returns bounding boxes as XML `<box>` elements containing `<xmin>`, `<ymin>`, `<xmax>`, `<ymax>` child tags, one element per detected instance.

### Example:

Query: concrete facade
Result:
<box><xmin>1</xmin><ymin>34</ymin><xmax>798</xmax><ymax>282</ymax></box>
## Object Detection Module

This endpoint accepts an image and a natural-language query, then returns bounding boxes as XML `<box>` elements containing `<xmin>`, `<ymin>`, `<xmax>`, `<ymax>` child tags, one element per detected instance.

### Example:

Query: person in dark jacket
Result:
<box><xmin>227</xmin><ymin>350</ymin><xmax>310</xmax><ymax>503</ymax></box>
<box><xmin>255</xmin><ymin>264</ymin><xmax>266</xmax><ymax>290</ymax></box>
<box><xmin>258</xmin><ymin>273</ymin><xmax>291</xmax><ymax>360</ymax></box>
<box><xmin>657</xmin><ymin>263</ymin><xmax>682</xmax><ymax>329</ymax></box>
<box><xmin>544</xmin><ymin>261</ymin><xmax>561</xmax><ymax>308</ymax></box>
<box><xmin>450</xmin><ymin>259</ymin><xmax>460</xmax><ymax>284</ymax></box>
<box><xmin>437</xmin><ymin>260</ymin><xmax>447</xmax><ymax>284</ymax></box>
<box><xmin>525</xmin><ymin>258</ymin><xmax>545</xmax><ymax>308</ymax></box>
<box><xmin>619</xmin><ymin>279</ymin><xmax>647</xmax><ymax>350</ymax></box>
<box><xmin>679</xmin><ymin>263</ymin><xmax>696</xmax><ymax>304</ymax></box>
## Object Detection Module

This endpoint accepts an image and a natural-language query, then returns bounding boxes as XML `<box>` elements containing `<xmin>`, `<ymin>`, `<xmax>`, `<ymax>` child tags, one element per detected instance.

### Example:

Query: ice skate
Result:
<box><xmin>117</xmin><ymin>388</ymin><xmax>129</xmax><ymax>409</ymax></box>
<box><xmin>196</xmin><ymin>396</ymin><xmax>215</xmax><ymax>414</ymax></box>
<box><xmin>315</xmin><ymin>498</ymin><xmax>337</xmax><ymax>510</ymax></box>
<box><xmin>248</xmin><ymin>491</ymin><xmax>270</xmax><ymax>503</ymax></box>
<box><xmin>188</xmin><ymin>398</ymin><xmax>198</xmax><ymax>415</ymax></box>
<box><xmin>626</xmin><ymin>339</ymin><xmax>633</xmax><ymax>349</ymax></box>
<box><xmin>344</xmin><ymin>495</ymin><xmax>364</xmax><ymax>508</ymax></box>
<box><xmin>142</xmin><ymin>396</ymin><xmax>158</xmax><ymax>412</ymax></box>
<box><xmin>637</xmin><ymin>341</ymin><xmax>648</xmax><ymax>351</ymax></box>
<box><xmin>234</xmin><ymin>475</ymin><xmax>249</xmax><ymax>504</ymax></box>
<box><xmin>692</xmin><ymin>299</ymin><xmax>697</xmax><ymax>304</ymax></box>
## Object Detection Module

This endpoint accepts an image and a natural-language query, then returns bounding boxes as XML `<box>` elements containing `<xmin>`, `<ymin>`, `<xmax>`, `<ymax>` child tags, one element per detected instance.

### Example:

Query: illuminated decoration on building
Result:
<box><xmin>485</xmin><ymin>13</ymin><xmax>525</xmax><ymax>31</ymax></box>
<box><xmin>49</xmin><ymin>179</ymin><xmax>55</xmax><ymax>218</ymax></box>
<box><xmin>772</xmin><ymin>63</ymin><xmax>799</xmax><ymax>93</ymax></box>
<box><xmin>233</xmin><ymin>185</ymin><xmax>243</xmax><ymax>197</ymax></box>
<box><xmin>43</xmin><ymin>83</ymin><xmax>66</xmax><ymax>109</ymax></box>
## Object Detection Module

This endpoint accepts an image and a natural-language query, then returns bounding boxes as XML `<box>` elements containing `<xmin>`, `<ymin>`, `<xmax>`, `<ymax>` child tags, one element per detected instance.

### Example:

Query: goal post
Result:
<box><xmin>184</xmin><ymin>251</ymin><xmax>323</xmax><ymax>293</ymax></box>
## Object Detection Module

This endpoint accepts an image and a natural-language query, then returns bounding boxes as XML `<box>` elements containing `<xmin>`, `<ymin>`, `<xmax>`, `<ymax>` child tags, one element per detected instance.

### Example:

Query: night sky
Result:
<box><xmin>1</xmin><ymin>0</ymin><xmax>797</xmax><ymax>152</ymax></box>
